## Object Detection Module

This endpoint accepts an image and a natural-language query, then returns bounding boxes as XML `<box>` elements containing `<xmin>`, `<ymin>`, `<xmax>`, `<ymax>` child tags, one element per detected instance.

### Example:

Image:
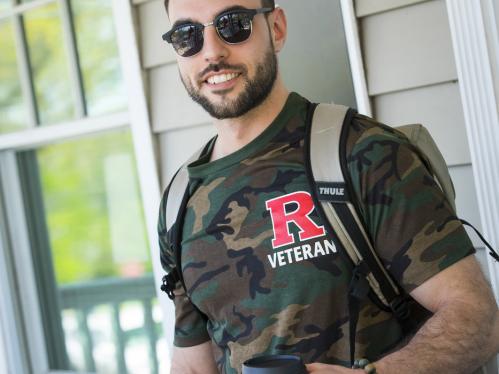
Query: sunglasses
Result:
<box><xmin>162</xmin><ymin>7</ymin><xmax>274</xmax><ymax>57</ymax></box>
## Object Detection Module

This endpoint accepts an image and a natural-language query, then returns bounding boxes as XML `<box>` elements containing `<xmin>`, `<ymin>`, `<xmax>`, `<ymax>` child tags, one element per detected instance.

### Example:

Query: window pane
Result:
<box><xmin>18</xmin><ymin>130</ymin><xmax>163</xmax><ymax>373</ymax></box>
<box><xmin>0</xmin><ymin>20</ymin><xmax>27</xmax><ymax>134</ymax></box>
<box><xmin>71</xmin><ymin>0</ymin><xmax>127</xmax><ymax>116</ymax></box>
<box><xmin>38</xmin><ymin>130</ymin><xmax>150</xmax><ymax>283</ymax></box>
<box><xmin>24</xmin><ymin>3</ymin><xmax>75</xmax><ymax>125</ymax></box>
<box><xmin>0</xmin><ymin>0</ymin><xmax>11</xmax><ymax>12</ymax></box>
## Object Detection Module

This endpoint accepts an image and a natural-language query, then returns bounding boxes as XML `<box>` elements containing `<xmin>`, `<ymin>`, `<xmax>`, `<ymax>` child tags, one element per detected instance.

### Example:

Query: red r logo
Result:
<box><xmin>265</xmin><ymin>191</ymin><xmax>326</xmax><ymax>249</ymax></box>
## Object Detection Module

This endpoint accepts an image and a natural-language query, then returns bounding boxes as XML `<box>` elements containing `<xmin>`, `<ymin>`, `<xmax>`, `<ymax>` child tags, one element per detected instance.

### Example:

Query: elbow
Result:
<box><xmin>477</xmin><ymin>295</ymin><xmax>499</xmax><ymax>361</ymax></box>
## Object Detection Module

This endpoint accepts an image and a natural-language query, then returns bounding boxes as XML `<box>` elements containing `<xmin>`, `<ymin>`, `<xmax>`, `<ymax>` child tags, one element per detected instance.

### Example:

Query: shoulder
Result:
<box><xmin>342</xmin><ymin>113</ymin><xmax>430</xmax><ymax>184</ymax></box>
<box><xmin>344</xmin><ymin>113</ymin><xmax>410</xmax><ymax>156</ymax></box>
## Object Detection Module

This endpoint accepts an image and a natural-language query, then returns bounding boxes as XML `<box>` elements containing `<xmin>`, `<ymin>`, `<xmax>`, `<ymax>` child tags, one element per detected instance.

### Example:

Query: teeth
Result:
<box><xmin>207</xmin><ymin>73</ymin><xmax>238</xmax><ymax>85</ymax></box>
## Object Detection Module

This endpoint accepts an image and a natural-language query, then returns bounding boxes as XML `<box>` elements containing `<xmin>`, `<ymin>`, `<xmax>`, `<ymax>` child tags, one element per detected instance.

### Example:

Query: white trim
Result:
<box><xmin>0</xmin><ymin>194</ymin><xmax>30</xmax><ymax>374</ymax></box>
<box><xmin>480</xmin><ymin>0</ymin><xmax>499</xmax><ymax>110</ymax></box>
<box><xmin>0</xmin><ymin>0</ymin><xmax>56</xmax><ymax>20</ymax></box>
<box><xmin>340</xmin><ymin>0</ymin><xmax>372</xmax><ymax>116</ymax></box>
<box><xmin>0</xmin><ymin>111</ymin><xmax>129</xmax><ymax>151</ymax></box>
<box><xmin>111</xmin><ymin>0</ymin><xmax>174</xmax><ymax>362</ymax></box>
<box><xmin>0</xmin><ymin>320</ymin><xmax>8</xmax><ymax>374</ymax></box>
<box><xmin>0</xmin><ymin>152</ymin><xmax>49</xmax><ymax>373</ymax></box>
<box><xmin>446</xmin><ymin>0</ymin><xmax>499</xmax><ymax>305</ymax></box>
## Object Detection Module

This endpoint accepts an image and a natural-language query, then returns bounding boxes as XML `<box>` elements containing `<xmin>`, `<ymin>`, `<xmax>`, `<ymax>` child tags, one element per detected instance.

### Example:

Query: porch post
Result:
<box><xmin>446</xmin><ymin>0</ymin><xmax>499</xmax><ymax>304</ymax></box>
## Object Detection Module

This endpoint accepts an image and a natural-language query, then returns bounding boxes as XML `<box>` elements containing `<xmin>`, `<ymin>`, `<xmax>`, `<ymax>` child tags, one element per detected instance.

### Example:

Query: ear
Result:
<box><xmin>269</xmin><ymin>7</ymin><xmax>287</xmax><ymax>53</ymax></box>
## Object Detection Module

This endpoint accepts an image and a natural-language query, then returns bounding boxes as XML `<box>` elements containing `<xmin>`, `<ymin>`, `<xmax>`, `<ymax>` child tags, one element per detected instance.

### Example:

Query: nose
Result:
<box><xmin>201</xmin><ymin>25</ymin><xmax>229</xmax><ymax>63</ymax></box>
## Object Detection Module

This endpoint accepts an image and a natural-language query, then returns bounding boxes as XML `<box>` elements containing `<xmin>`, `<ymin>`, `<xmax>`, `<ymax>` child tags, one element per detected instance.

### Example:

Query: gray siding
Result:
<box><xmin>361</xmin><ymin>0</ymin><xmax>457</xmax><ymax>95</ymax></box>
<box><xmin>149</xmin><ymin>64</ymin><xmax>211</xmax><ymax>132</ymax></box>
<box><xmin>355</xmin><ymin>0</ymin><xmax>430</xmax><ymax>17</ymax></box>
<box><xmin>138</xmin><ymin>0</ymin><xmax>175</xmax><ymax>69</ymax></box>
<box><xmin>158</xmin><ymin>124</ymin><xmax>216</xmax><ymax>185</ymax></box>
<box><xmin>373</xmin><ymin>82</ymin><xmax>470</xmax><ymax>166</ymax></box>
<box><xmin>277</xmin><ymin>0</ymin><xmax>356</xmax><ymax>107</ymax></box>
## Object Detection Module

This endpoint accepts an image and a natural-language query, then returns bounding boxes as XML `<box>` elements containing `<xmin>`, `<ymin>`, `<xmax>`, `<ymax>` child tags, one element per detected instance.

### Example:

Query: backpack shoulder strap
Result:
<box><xmin>160</xmin><ymin>143</ymin><xmax>211</xmax><ymax>299</ymax></box>
<box><xmin>306</xmin><ymin>103</ymin><xmax>416</xmax><ymax>365</ymax></box>
<box><xmin>307</xmin><ymin>103</ymin><xmax>404</xmax><ymax>307</ymax></box>
<box><xmin>165</xmin><ymin>165</ymin><xmax>190</xmax><ymax>232</ymax></box>
<box><xmin>309</xmin><ymin>103</ymin><xmax>348</xmax><ymax>184</ymax></box>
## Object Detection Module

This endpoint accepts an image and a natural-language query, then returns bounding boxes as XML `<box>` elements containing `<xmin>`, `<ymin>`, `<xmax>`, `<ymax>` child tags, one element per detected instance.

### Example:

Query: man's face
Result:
<box><xmin>168</xmin><ymin>0</ymin><xmax>278</xmax><ymax>119</ymax></box>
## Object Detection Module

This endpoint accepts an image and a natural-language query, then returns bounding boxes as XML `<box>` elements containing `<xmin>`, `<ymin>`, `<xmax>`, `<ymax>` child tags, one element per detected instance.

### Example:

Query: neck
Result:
<box><xmin>210</xmin><ymin>77</ymin><xmax>289</xmax><ymax>161</ymax></box>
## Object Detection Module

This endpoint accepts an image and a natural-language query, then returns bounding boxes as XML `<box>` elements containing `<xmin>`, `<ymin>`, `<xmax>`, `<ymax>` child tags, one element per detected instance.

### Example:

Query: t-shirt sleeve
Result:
<box><xmin>157</xmin><ymin>191</ymin><xmax>211</xmax><ymax>347</ymax></box>
<box><xmin>345</xmin><ymin>114</ymin><xmax>475</xmax><ymax>292</ymax></box>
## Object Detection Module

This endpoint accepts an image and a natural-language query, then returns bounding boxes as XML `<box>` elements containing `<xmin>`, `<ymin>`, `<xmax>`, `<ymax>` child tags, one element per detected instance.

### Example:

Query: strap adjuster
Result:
<box><xmin>349</xmin><ymin>262</ymin><xmax>370</xmax><ymax>300</ymax></box>
<box><xmin>390</xmin><ymin>295</ymin><xmax>410</xmax><ymax>320</ymax></box>
<box><xmin>161</xmin><ymin>269</ymin><xmax>180</xmax><ymax>300</ymax></box>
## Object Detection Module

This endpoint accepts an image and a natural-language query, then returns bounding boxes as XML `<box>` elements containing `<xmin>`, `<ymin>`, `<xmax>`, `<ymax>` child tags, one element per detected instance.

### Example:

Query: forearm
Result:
<box><xmin>375</xmin><ymin>299</ymin><xmax>499</xmax><ymax>374</ymax></box>
<box><xmin>170</xmin><ymin>342</ymin><xmax>219</xmax><ymax>374</ymax></box>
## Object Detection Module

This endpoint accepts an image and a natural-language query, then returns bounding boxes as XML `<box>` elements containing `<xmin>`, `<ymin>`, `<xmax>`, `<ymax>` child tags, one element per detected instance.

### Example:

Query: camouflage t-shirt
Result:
<box><xmin>158</xmin><ymin>93</ymin><xmax>473</xmax><ymax>373</ymax></box>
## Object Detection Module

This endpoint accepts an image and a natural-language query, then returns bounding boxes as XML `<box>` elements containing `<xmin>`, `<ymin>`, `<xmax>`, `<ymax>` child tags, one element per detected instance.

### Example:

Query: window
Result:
<box><xmin>0</xmin><ymin>1</ymin><xmax>164</xmax><ymax>373</ymax></box>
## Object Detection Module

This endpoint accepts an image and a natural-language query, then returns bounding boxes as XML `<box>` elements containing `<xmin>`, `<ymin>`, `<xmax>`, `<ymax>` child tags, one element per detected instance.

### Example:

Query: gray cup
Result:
<box><xmin>242</xmin><ymin>355</ymin><xmax>307</xmax><ymax>374</ymax></box>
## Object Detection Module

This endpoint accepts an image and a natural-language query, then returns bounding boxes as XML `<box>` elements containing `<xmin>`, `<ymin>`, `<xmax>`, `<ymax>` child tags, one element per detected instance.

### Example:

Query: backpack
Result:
<box><xmin>159</xmin><ymin>102</ymin><xmax>499</xmax><ymax>366</ymax></box>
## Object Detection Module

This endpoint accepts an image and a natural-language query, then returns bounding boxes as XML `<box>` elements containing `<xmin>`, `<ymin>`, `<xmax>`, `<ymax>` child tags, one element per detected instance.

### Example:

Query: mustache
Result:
<box><xmin>198</xmin><ymin>62</ymin><xmax>247</xmax><ymax>81</ymax></box>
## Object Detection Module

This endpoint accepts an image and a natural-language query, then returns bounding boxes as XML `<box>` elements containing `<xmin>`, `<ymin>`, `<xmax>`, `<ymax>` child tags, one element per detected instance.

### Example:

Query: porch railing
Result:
<box><xmin>59</xmin><ymin>275</ymin><xmax>162</xmax><ymax>374</ymax></box>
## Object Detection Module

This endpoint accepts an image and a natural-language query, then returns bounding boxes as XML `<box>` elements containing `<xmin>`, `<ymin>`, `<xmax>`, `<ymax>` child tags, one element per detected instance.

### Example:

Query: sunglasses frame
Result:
<box><xmin>162</xmin><ymin>7</ymin><xmax>274</xmax><ymax>57</ymax></box>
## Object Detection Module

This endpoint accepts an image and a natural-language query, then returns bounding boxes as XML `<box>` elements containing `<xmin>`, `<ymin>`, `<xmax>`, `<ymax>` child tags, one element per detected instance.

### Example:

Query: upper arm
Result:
<box><xmin>346</xmin><ymin>117</ymin><xmax>475</xmax><ymax>292</ymax></box>
<box><xmin>171</xmin><ymin>341</ymin><xmax>218</xmax><ymax>374</ymax></box>
<box><xmin>409</xmin><ymin>255</ymin><xmax>499</xmax><ymax>356</ymax></box>
<box><xmin>410</xmin><ymin>255</ymin><xmax>496</xmax><ymax>313</ymax></box>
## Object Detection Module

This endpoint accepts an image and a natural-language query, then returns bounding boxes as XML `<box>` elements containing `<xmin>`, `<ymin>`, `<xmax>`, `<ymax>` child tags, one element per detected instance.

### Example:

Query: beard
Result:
<box><xmin>180</xmin><ymin>47</ymin><xmax>278</xmax><ymax>119</ymax></box>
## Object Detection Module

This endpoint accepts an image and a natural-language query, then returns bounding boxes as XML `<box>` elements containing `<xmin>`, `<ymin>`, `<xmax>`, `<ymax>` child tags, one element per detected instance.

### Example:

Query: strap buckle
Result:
<box><xmin>349</xmin><ymin>262</ymin><xmax>370</xmax><ymax>299</ymax></box>
<box><xmin>161</xmin><ymin>269</ymin><xmax>180</xmax><ymax>300</ymax></box>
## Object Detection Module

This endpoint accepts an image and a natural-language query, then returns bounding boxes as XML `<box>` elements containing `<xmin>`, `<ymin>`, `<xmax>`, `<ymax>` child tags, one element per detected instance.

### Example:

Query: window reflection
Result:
<box><xmin>0</xmin><ymin>20</ymin><xmax>27</xmax><ymax>134</ymax></box>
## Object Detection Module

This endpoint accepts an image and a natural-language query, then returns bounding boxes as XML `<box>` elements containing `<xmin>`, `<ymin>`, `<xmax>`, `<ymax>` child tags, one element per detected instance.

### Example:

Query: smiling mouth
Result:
<box><xmin>206</xmin><ymin>72</ymin><xmax>241</xmax><ymax>85</ymax></box>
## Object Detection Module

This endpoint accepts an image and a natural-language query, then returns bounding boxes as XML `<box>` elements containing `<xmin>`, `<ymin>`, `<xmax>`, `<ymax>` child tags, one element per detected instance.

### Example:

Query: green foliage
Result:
<box><xmin>71</xmin><ymin>0</ymin><xmax>126</xmax><ymax>115</ymax></box>
<box><xmin>0</xmin><ymin>20</ymin><xmax>26</xmax><ymax>133</ymax></box>
<box><xmin>24</xmin><ymin>3</ymin><xmax>75</xmax><ymax>124</ymax></box>
<box><xmin>37</xmin><ymin>130</ymin><xmax>152</xmax><ymax>285</ymax></box>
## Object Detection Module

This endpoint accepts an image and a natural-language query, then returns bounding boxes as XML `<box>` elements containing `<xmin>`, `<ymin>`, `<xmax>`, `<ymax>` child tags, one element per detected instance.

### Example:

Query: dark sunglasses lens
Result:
<box><xmin>216</xmin><ymin>12</ymin><xmax>252</xmax><ymax>44</ymax></box>
<box><xmin>171</xmin><ymin>24</ymin><xmax>203</xmax><ymax>57</ymax></box>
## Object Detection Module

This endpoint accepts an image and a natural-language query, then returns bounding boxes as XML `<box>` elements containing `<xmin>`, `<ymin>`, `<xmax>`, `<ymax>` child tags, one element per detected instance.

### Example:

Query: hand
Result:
<box><xmin>306</xmin><ymin>363</ymin><xmax>365</xmax><ymax>373</ymax></box>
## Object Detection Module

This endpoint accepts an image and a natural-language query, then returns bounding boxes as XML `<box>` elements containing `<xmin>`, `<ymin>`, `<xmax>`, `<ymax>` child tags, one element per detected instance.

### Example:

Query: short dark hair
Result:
<box><xmin>164</xmin><ymin>0</ymin><xmax>275</xmax><ymax>14</ymax></box>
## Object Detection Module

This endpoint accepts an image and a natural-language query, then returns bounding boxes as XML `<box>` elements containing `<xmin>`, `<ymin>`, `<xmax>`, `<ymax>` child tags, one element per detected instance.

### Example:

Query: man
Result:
<box><xmin>158</xmin><ymin>0</ymin><xmax>499</xmax><ymax>373</ymax></box>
